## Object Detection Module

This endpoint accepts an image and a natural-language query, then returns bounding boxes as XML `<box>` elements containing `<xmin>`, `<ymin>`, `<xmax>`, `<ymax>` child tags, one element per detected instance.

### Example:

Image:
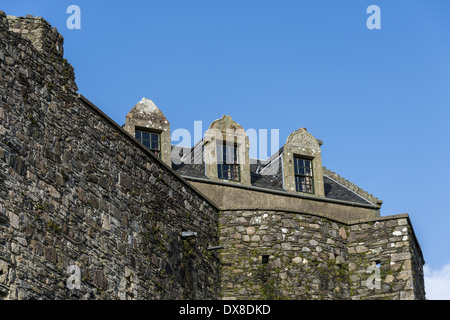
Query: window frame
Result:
<box><xmin>135</xmin><ymin>128</ymin><xmax>162</xmax><ymax>159</ymax></box>
<box><xmin>217</xmin><ymin>142</ymin><xmax>241</xmax><ymax>182</ymax></box>
<box><xmin>293</xmin><ymin>155</ymin><xmax>315</xmax><ymax>194</ymax></box>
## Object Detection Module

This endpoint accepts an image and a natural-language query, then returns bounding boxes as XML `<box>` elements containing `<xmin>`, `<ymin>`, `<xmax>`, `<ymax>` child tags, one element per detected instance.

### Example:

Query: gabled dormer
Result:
<box><xmin>203</xmin><ymin>115</ymin><xmax>251</xmax><ymax>186</ymax></box>
<box><xmin>123</xmin><ymin>98</ymin><xmax>171</xmax><ymax>166</ymax></box>
<box><xmin>282</xmin><ymin>128</ymin><xmax>325</xmax><ymax>197</ymax></box>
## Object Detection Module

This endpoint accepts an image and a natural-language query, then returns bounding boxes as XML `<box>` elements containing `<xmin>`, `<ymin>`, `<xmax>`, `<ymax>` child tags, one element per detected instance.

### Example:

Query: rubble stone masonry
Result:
<box><xmin>220</xmin><ymin>210</ymin><xmax>425</xmax><ymax>300</ymax></box>
<box><xmin>0</xmin><ymin>12</ymin><xmax>220</xmax><ymax>300</ymax></box>
<box><xmin>0</xmin><ymin>12</ymin><xmax>425</xmax><ymax>300</ymax></box>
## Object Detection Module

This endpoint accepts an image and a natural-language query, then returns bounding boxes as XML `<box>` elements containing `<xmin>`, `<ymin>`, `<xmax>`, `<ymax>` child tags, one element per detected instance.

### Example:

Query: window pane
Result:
<box><xmin>217</xmin><ymin>143</ymin><xmax>240</xmax><ymax>181</ymax></box>
<box><xmin>224</xmin><ymin>150</ymin><xmax>230</xmax><ymax>164</ymax></box>
<box><xmin>218</xmin><ymin>163</ymin><xmax>240</xmax><ymax>181</ymax></box>
<box><xmin>222</xmin><ymin>146</ymin><xmax>227</xmax><ymax>163</ymax></box>
<box><xmin>299</xmin><ymin>167</ymin><xmax>305</xmax><ymax>176</ymax></box>
<box><xmin>296</xmin><ymin>176</ymin><xmax>302</xmax><ymax>192</ymax></box>
<box><xmin>224</xmin><ymin>145</ymin><xmax>231</xmax><ymax>163</ymax></box>
<box><xmin>216</xmin><ymin>147</ymin><xmax>221</xmax><ymax>163</ymax></box>
<box><xmin>218</xmin><ymin>144</ymin><xmax>239</xmax><ymax>164</ymax></box>
<box><xmin>218</xmin><ymin>164</ymin><xmax>225</xmax><ymax>179</ymax></box>
<box><xmin>232</xmin><ymin>165</ymin><xmax>239</xmax><ymax>180</ymax></box>
<box><xmin>294</xmin><ymin>156</ymin><xmax>314</xmax><ymax>194</ymax></box>
<box><xmin>151</xmin><ymin>142</ymin><xmax>159</xmax><ymax>151</ymax></box>
<box><xmin>226</xmin><ymin>148</ymin><xmax>236</xmax><ymax>164</ymax></box>
<box><xmin>218</xmin><ymin>145</ymin><xmax>224</xmax><ymax>163</ymax></box>
<box><xmin>151</xmin><ymin>134</ymin><xmax>159</xmax><ymax>142</ymax></box>
<box><xmin>135</xmin><ymin>130</ymin><xmax>161</xmax><ymax>160</ymax></box>
<box><xmin>305</xmin><ymin>168</ymin><xmax>311</xmax><ymax>177</ymax></box>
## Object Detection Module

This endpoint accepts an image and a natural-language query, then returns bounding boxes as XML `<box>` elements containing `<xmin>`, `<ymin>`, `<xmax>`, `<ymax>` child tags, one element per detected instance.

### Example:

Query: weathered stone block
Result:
<box><xmin>44</xmin><ymin>246</ymin><xmax>57</xmax><ymax>264</ymax></box>
<box><xmin>93</xmin><ymin>270</ymin><xmax>108</xmax><ymax>291</ymax></box>
<box><xmin>391</xmin><ymin>252</ymin><xmax>411</xmax><ymax>262</ymax></box>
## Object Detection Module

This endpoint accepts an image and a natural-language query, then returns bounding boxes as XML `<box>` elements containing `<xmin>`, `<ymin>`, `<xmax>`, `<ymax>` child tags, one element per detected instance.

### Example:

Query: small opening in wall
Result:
<box><xmin>261</xmin><ymin>254</ymin><xmax>270</xmax><ymax>264</ymax></box>
<box><xmin>181</xmin><ymin>231</ymin><xmax>197</xmax><ymax>239</ymax></box>
<box><xmin>376</xmin><ymin>260</ymin><xmax>382</xmax><ymax>268</ymax></box>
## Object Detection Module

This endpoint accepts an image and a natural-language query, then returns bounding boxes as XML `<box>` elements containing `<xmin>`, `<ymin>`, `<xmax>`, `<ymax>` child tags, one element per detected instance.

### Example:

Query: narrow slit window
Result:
<box><xmin>294</xmin><ymin>156</ymin><xmax>314</xmax><ymax>194</ymax></box>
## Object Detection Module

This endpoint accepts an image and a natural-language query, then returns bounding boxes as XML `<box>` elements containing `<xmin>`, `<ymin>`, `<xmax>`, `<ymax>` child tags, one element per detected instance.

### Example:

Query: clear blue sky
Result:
<box><xmin>3</xmin><ymin>0</ymin><xmax>450</xmax><ymax>287</ymax></box>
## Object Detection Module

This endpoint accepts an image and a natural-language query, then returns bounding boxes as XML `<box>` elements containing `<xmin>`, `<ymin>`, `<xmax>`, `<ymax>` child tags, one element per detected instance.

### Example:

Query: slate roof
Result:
<box><xmin>171</xmin><ymin>145</ymin><xmax>376</xmax><ymax>206</ymax></box>
<box><xmin>323</xmin><ymin>175</ymin><xmax>373</xmax><ymax>205</ymax></box>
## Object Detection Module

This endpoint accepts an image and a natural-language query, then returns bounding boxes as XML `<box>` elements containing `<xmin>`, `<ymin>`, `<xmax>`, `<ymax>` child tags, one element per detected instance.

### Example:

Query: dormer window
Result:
<box><xmin>124</xmin><ymin>98</ymin><xmax>171</xmax><ymax>165</ymax></box>
<box><xmin>135</xmin><ymin>129</ymin><xmax>161</xmax><ymax>159</ymax></box>
<box><xmin>203</xmin><ymin>115</ymin><xmax>251</xmax><ymax>185</ymax></box>
<box><xmin>294</xmin><ymin>156</ymin><xmax>314</xmax><ymax>194</ymax></box>
<box><xmin>217</xmin><ymin>142</ymin><xmax>240</xmax><ymax>182</ymax></box>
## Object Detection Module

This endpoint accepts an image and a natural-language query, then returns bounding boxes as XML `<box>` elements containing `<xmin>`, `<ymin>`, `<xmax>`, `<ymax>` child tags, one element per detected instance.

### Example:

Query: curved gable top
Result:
<box><xmin>209</xmin><ymin>115</ymin><xmax>245</xmax><ymax>133</ymax></box>
<box><xmin>204</xmin><ymin>114</ymin><xmax>251</xmax><ymax>186</ymax></box>
<box><xmin>286</xmin><ymin>128</ymin><xmax>320</xmax><ymax>150</ymax></box>
<box><xmin>282</xmin><ymin>127</ymin><xmax>325</xmax><ymax>196</ymax></box>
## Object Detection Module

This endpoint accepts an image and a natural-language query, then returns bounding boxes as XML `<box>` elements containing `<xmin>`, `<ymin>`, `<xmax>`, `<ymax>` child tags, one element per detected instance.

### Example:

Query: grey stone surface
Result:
<box><xmin>0</xmin><ymin>12</ymin><xmax>425</xmax><ymax>301</ymax></box>
<box><xmin>220</xmin><ymin>211</ymin><xmax>425</xmax><ymax>300</ymax></box>
<box><xmin>0</xmin><ymin>14</ymin><xmax>220</xmax><ymax>300</ymax></box>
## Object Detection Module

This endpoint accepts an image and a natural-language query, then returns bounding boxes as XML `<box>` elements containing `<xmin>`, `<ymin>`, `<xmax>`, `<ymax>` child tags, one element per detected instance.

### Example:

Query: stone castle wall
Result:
<box><xmin>0</xmin><ymin>11</ymin><xmax>425</xmax><ymax>301</ymax></box>
<box><xmin>345</xmin><ymin>215</ymin><xmax>425</xmax><ymax>300</ymax></box>
<box><xmin>0</xmin><ymin>12</ymin><xmax>220</xmax><ymax>300</ymax></box>
<box><xmin>219</xmin><ymin>210</ymin><xmax>425</xmax><ymax>300</ymax></box>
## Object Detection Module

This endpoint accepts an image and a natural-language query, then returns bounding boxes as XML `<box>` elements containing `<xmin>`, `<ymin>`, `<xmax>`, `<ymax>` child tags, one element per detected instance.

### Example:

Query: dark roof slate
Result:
<box><xmin>323</xmin><ymin>175</ymin><xmax>372</xmax><ymax>205</ymax></box>
<box><xmin>171</xmin><ymin>145</ymin><xmax>374</xmax><ymax>206</ymax></box>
